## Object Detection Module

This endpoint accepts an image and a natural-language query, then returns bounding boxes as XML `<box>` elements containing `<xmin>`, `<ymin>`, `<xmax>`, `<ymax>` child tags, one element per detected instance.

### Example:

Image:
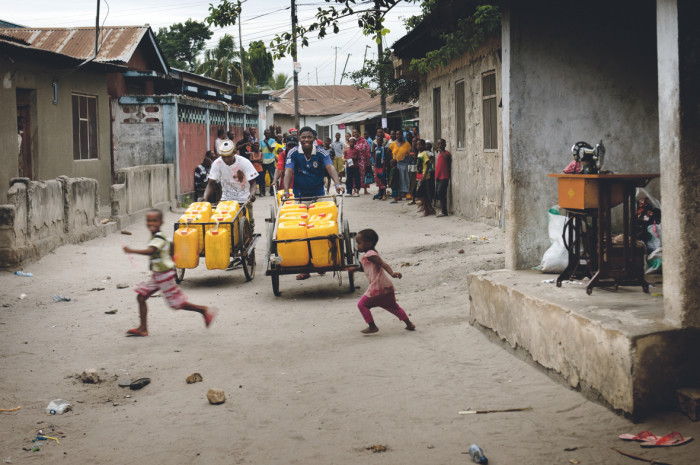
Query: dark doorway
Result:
<box><xmin>16</xmin><ymin>89</ymin><xmax>35</xmax><ymax>179</ymax></box>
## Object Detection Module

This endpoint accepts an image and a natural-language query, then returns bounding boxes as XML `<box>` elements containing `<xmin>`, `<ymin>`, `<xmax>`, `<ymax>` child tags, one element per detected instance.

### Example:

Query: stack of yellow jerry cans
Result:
<box><xmin>174</xmin><ymin>201</ymin><xmax>243</xmax><ymax>271</ymax></box>
<box><xmin>277</xmin><ymin>201</ymin><xmax>340</xmax><ymax>268</ymax></box>
<box><xmin>174</xmin><ymin>202</ymin><xmax>212</xmax><ymax>269</ymax></box>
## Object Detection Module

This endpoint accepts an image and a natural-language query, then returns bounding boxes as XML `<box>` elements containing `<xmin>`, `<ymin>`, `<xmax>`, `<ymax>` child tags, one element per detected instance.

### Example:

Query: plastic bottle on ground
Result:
<box><xmin>45</xmin><ymin>399</ymin><xmax>70</xmax><ymax>415</ymax></box>
<box><xmin>468</xmin><ymin>444</ymin><xmax>488</xmax><ymax>464</ymax></box>
<box><xmin>14</xmin><ymin>271</ymin><xmax>33</xmax><ymax>277</ymax></box>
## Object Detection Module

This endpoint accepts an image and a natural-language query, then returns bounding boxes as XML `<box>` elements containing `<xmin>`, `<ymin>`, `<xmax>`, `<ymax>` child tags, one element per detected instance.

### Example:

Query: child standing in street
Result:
<box><xmin>350</xmin><ymin>229</ymin><xmax>415</xmax><ymax>334</ymax></box>
<box><xmin>122</xmin><ymin>209</ymin><xmax>217</xmax><ymax>337</ymax></box>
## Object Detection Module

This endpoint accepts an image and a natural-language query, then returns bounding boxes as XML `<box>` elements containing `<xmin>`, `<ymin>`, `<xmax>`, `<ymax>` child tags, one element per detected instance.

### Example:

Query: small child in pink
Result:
<box><xmin>350</xmin><ymin>229</ymin><xmax>415</xmax><ymax>334</ymax></box>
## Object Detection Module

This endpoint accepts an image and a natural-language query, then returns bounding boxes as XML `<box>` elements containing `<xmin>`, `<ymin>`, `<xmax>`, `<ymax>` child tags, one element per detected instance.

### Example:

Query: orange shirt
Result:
<box><xmin>389</xmin><ymin>141</ymin><xmax>411</xmax><ymax>162</ymax></box>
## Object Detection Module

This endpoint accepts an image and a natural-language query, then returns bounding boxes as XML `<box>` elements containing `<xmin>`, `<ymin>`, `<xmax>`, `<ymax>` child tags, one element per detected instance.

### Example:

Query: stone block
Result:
<box><xmin>677</xmin><ymin>388</ymin><xmax>700</xmax><ymax>421</ymax></box>
<box><xmin>207</xmin><ymin>388</ymin><xmax>226</xmax><ymax>405</ymax></box>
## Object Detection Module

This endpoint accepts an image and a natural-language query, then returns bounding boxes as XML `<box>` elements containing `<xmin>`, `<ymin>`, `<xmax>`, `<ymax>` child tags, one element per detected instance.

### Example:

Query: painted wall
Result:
<box><xmin>0</xmin><ymin>55</ymin><xmax>112</xmax><ymax>205</ymax></box>
<box><xmin>112</xmin><ymin>102</ymin><xmax>165</xmax><ymax>169</ymax></box>
<box><xmin>503</xmin><ymin>0</ymin><xmax>660</xmax><ymax>268</ymax></box>
<box><xmin>419</xmin><ymin>39</ymin><xmax>503</xmax><ymax>226</ymax></box>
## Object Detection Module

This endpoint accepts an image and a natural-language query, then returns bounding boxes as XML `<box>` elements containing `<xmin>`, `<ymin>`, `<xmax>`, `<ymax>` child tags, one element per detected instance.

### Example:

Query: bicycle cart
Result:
<box><xmin>264</xmin><ymin>193</ymin><xmax>358</xmax><ymax>296</ymax></box>
<box><xmin>173</xmin><ymin>201</ymin><xmax>260</xmax><ymax>283</ymax></box>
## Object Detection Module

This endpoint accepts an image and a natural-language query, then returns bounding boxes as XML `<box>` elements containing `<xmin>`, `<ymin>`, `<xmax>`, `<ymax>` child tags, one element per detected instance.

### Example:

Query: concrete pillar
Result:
<box><xmin>657</xmin><ymin>0</ymin><xmax>700</xmax><ymax>328</ymax></box>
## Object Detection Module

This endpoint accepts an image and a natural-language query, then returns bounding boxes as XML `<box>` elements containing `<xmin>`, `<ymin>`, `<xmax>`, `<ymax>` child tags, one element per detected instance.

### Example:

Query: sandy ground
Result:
<box><xmin>1</xmin><ymin>192</ymin><xmax>698</xmax><ymax>465</ymax></box>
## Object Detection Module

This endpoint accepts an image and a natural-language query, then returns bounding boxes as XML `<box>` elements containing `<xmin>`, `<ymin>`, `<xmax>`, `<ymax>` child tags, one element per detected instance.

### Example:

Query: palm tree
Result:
<box><xmin>267</xmin><ymin>72</ymin><xmax>292</xmax><ymax>90</ymax></box>
<box><xmin>196</xmin><ymin>34</ymin><xmax>242</xmax><ymax>83</ymax></box>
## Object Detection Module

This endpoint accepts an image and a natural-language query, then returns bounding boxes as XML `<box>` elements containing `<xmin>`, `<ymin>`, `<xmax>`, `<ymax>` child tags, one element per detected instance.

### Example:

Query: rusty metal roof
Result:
<box><xmin>0</xmin><ymin>26</ymin><xmax>155</xmax><ymax>66</ymax></box>
<box><xmin>269</xmin><ymin>85</ymin><xmax>406</xmax><ymax>116</ymax></box>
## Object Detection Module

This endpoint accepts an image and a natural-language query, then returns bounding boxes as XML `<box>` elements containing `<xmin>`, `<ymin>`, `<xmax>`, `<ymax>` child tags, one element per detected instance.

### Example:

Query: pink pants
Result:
<box><xmin>357</xmin><ymin>292</ymin><xmax>408</xmax><ymax>324</ymax></box>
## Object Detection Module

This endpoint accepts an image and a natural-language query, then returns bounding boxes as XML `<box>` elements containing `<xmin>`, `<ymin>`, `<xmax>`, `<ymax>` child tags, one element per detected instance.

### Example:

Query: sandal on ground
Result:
<box><xmin>296</xmin><ymin>273</ymin><xmax>310</xmax><ymax>280</ymax></box>
<box><xmin>436</xmin><ymin>213</ymin><xmax>446</xmax><ymax>217</ymax></box>
<box><xmin>640</xmin><ymin>432</ymin><xmax>693</xmax><ymax>448</ymax></box>
<box><xmin>126</xmin><ymin>328</ymin><xmax>148</xmax><ymax>337</ymax></box>
<box><xmin>619</xmin><ymin>431</ymin><xmax>658</xmax><ymax>442</ymax></box>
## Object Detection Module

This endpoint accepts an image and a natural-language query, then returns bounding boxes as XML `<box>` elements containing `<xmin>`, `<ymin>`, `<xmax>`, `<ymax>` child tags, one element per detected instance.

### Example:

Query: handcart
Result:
<box><xmin>173</xmin><ymin>202</ymin><xmax>260</xmax><ymax>283</ymax></box>
<box><xmin>264</xmin><ymin>192</ymin><xmax>358</xmax><ymax>296</ymax></box>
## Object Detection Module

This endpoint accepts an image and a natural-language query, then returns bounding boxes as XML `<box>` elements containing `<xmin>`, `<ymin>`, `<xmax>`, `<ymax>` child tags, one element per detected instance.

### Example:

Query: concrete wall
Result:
<box><xmin>113</xmin><ymin>102</ymin><xmax>165</xmax><ymax>169</ymax></box>
<box><xmin>503</xmin><ymin>0</ymin><xmax>660</xmax><ymax>268</ymax></box>
<box><xmin>0</xmin><ymin>177</ymin><xmax>112</xmax><ymax>267</ymax></box>
<box><xmin>657</xmin><ymin>0</ymin><xmax>700</xmax><ymax>328</ymax></box>
<box><xmin>419</xmin><ymin>39</ymin><xmax>503</xmax><ymax>226</ymax></box>
<box><xmin>118</xmin><ymin>96</ymin><xmax>256</xmax><ymax>203</ymax></box>
<box><xmin>110</xmin><ymin>164</ymin><xmax>177</xmax><ymax>229</ymax></box>
<box><xmin>0</xmin><ymin>55</ymin><xmax>112</xmax><ymax>205</ymax></box>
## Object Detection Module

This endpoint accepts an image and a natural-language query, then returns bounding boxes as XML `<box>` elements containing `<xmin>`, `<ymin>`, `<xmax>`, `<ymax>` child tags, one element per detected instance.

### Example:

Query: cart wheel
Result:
<box><xmin>175</xmin><ymin>268</ymin><xmax>185</xmax><ymax>284</ymax></box>
<box><xmin>271</xmin><ymin>270</ymin><xmax>281</xmax><ymax>296</ymax></box>
<box><xmin>348</xmin><ymin>269</ymin><xmax>355</xmax><ymax>293</ymax></box>
<box><xmin>343</xmin><ymin>219</ymin><xmax>353</xmax><ymax>265</ymax></box>
<box><xmin>242</xmin><ymin>249</ymin><xmax>256</xmax><ymax>281</ymax></box>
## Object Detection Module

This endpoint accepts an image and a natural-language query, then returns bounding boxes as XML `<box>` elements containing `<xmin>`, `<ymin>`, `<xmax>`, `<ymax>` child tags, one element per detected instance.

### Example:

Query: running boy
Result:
<box><xmin>122</xmin><ymin>209</ymin><xmax>217</xmax><ymax>337</ymax></box>
<box><xmin>349</xmin><ymin>229</ymin><xmax>415</xmax><ymax>334</ymax></box>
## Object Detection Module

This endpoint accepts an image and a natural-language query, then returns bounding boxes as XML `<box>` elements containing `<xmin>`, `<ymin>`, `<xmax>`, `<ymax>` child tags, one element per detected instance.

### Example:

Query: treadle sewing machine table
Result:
<box><xmin>548</xmin><ymin>173</ymin><xmax>659</xmax><ymax>295</ymax></box>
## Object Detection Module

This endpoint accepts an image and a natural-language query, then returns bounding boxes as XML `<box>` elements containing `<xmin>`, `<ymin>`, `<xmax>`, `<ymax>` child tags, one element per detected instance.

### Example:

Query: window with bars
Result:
<box><xmin>482</xmin><ymin>72</ymin><xmax>497</xmax><ymax>150</ymax></box>
<box><xmin>72</xmin><ymin>94</ymin><xmax>98</xmax><ymax>160</ymax></box>
<box><xmin>455</xmin><ymin>80</ymin><xmax>465</xmax><ymax>149</ymax></box>
<box><xmin>432</xmin><ymin>87</ymin><xmax>441</xmax><ymax>141</ymax></box>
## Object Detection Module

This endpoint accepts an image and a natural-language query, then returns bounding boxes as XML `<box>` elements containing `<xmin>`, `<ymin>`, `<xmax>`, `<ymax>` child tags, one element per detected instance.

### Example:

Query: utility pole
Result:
<box><xmin>291</xmin><ymin>0</ymin><xmax>300</xmax><ymax>130</ymax></box>
<box><xmin>339</xmin><ymin>54</ymin><xmax>351</xmax><ymax>84</ymax></box>
<box><xmin>375</xmin><ymin>0</ymin><xmax>387</xmax><ymax>120</ymax></box>
<box><xmin>332</xmin><ymin>46</ymin><xmax>339</xmax><ymax>86</ymax></box>
<box><xmin>315</xmin><ymin>67</ymin><xmax>318</xmax><ymax>85</ymax></box>
<box><xmin>363</xmin><ymin>44</ymin><xmax>370</xmax><ymax>63</ymax></box>
<box><xmin>238</xmin><ymin>4</ymin><xmax>247</xmax><ymax>129</ymax></box>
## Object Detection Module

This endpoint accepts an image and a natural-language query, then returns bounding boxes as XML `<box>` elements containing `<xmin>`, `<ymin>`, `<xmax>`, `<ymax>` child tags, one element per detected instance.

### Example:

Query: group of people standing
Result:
<box><xmin>194</xmin><ymin>124</ymin><xmax>452</xmax><ymax>217</ymax></box>
<box><xmin>323</xmin><ymin>125</ymin><xmax>452</xmax><ymax>217</ymax></box>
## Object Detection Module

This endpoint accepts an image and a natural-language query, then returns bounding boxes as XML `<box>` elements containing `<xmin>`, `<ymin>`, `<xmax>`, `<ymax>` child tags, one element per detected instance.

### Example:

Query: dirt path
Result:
<box><xmin>0</xmin><ymin>194</ymin><xmax>697</xmax><ymax>464</ymax></box>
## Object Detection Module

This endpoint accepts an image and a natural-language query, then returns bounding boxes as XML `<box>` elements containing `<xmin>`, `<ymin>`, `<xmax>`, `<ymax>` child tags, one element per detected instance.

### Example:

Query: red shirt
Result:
<box><xmin>277</xmin><ymin>150</ymin><xmax>293</xmax><ymax>188</ymax></box>
<box><xmin>435</xmin><ymin>150</ymin><xmax>452</xmax><ymax>180</ymax></box>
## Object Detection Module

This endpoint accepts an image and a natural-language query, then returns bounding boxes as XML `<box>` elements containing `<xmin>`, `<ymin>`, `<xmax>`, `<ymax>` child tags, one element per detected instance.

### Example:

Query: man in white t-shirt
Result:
<box><xmin>214</xmin><ymin>129</ymin><xmax>226</xmax><ymax>156</ymax></box>
<box><xmin>204</xmin><ymin>140</ymin><xmax>258</xmax><ymax>220</ymax></box>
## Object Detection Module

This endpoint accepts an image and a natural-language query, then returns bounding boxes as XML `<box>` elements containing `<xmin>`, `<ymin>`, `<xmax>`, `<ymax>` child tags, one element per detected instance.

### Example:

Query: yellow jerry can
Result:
<box><xmin>276</xmin><ymin>222</ymin><xmax>309</xmax><ymax>267</ymax></box>
<box><xmin>307</xmin><ymin>201</ymin><xmax>338</xmax><ymax>219</ymax></box>
<box><xmin>205</xmin><ymin>228</ymin><xmax>231</xmax><ymax>270</ymax></box>
<box><xmin>307</xmin><ymin>221</ymin><xmax>340</xmax><ymax>268</ymax></box>
<box><xmin>173</xmin><ymin>227</ymin><xmax>199</xmax><ymax>269</ymax></box>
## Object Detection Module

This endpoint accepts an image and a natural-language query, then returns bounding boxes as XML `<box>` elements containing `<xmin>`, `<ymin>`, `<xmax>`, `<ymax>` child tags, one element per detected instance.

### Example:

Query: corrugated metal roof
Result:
<box><xmin>269</xmin><ymin>85</ymin><xmax>407</xmax><ymax>116</ymax></box>
<box><xmin>0</xmin><ymin>26</ymin><xmax>149</xmax><ymax>65</ymax></box>
<box><xmin>315</xmin><ymin>107</ymin><xmax>413</xmax><ymax>127</ymax></box>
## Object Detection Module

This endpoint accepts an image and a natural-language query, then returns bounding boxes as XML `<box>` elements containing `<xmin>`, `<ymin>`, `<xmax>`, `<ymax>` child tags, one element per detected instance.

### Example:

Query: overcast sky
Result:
<box><xmin>4</xmin><ymin>0</ymin><xmax>422</xmax><ymax>86</ymax></box>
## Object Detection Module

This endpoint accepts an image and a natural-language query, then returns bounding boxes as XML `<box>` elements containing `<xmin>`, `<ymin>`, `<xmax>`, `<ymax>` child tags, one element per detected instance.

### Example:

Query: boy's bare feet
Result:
<box><xmin>404</xmin><ymin>320</ymin><xmax>416</xmax><ymax>331</ymax></box>
<box><xmin>204</xmin><ymin>306</ymin><xmax>219</xmax><ymax>328</ymax></box>
<box><xmin>361</xmin><ymin>326</ymin><xmax>379</xmax><ymax>334</ymax></box>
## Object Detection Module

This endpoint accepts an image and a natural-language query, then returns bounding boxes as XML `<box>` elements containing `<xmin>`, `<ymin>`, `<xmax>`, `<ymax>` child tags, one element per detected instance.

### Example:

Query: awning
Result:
<box><xmin>315</xmin><ymin>108</ymin><xmax>408</xmax><ymax>127</ymax></box>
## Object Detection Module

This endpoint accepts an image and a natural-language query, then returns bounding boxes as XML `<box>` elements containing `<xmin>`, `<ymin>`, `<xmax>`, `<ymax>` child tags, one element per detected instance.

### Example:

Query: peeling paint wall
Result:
<box><xmin>0</xmin><ymin>177</ymin><xmax>109</xmax><ymax>267</ymax></box>
<box><xmin>113</xmin><ymin>102</ymin><xmax>165</xmax><ymax>169</ymax></box>
<box><xmin>418</xmin><ymin>39</ymin><xmax>503</xmax><ymax>226</ymax></box>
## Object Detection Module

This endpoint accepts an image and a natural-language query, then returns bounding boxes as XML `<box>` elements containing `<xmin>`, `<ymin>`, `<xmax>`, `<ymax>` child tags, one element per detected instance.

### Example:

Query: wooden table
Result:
<box><xmin>548</xmin><ymin>173</ymin><xmax>659</xmax><ymax>294</ymax></box>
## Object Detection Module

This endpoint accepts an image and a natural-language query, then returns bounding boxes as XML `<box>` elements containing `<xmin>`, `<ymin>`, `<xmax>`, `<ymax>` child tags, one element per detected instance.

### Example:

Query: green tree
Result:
<box><xmin>267</xmin><ymin>72</ymin><xmax>292</xmax><ymax>90</ymax></box>
<box><xmin>156</xmin><ymin>19</ymin><xmax>212</xmax><ymax>71</ymax></box>
<box><xmin>196</xmin><ymin>34</ymin><xmax>242</xmax><ymax>83</ymax></box>
<box><xmin>206</xmin><ymin>1</ymin><xmax>500</xmax><ymax>74</ymax></box>
<box><xmin>345</xmin><ymin>50</ymin><xmax>419</xmax><ymax>103</ymax></box>
<box><xmin>247</xmin><ymin>41</ymin><xmax>274</xmax><ymax>87</ymax></box>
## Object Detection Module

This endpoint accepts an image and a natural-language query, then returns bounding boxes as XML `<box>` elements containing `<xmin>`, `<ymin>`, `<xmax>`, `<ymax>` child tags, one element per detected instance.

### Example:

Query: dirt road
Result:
<box><xmin>1</xmin><ymin>194</ymin><xmax>697</xmax><ymax>464</ymax></box>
